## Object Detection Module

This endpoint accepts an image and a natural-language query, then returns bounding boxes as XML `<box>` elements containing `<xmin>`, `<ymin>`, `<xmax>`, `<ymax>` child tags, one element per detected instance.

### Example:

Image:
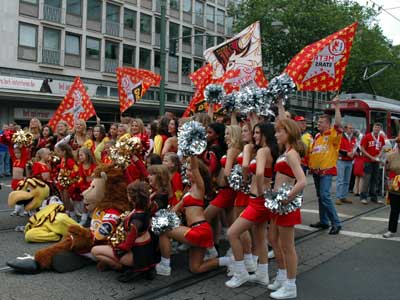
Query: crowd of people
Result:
<box><xmin>1</xmin><ymin>97</ymin><xmax>400</xmax><ymax>299</ymax></box>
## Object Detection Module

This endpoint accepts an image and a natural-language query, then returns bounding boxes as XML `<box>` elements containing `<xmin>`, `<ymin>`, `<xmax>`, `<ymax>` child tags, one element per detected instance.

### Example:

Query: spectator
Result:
<box><xmin>359</xmin><ymin>123</ymin><xmax>385</xmax><ymax>204</ymax></box>
<box><xmin>309</xmin><ymin>98</ymin><xmax>342</xmax><ymax>234</ymax></box>
<box><xmin>336</xmin><ymin>123</ymin><xmax>357</xmax><ymax>205</ymax></box>
<box><xmin>294</xmin><ymin>116</ymin><xmax>313</xmax><ymax>173</ymax></box>
<box><xmin>0</xmin><ymin>124</ymin><xmax>11</xmax><ymax>177</ymax></box>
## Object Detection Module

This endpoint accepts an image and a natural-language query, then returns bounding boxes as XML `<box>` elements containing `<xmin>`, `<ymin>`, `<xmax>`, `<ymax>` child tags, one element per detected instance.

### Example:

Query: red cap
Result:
<box><xmin>294</xmin><ymin>116</ymin><xmax>305</xmax><ymax>121</ymax></box>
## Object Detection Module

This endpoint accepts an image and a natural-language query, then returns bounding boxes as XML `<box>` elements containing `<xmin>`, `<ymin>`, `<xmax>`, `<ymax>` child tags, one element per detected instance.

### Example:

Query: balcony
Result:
<box><xmin>207</xmin><ymin>21</ymin><xmax>215</xmax><ymax>31</ymax></box>
<box><xmin>66</xmin><ymin>13</ymin><xmax>82</xmax><ymax>28</ymax></box>
<box><xmin>43</xmin><ymin>4</ymin><xmax>62</xmax><ymax>24</ymax></box>
<box><xmin>42</xmin><ymin>48</ymin><xmax>60</xmax><ymax>65</ymax></box>
<box><xmin>19</xmin><ymin>1</ymin><xmax>39</xmax><ymax>18</ymax></box>
<box><xmin>169</xmin><ymin>8</ymin><xmax>179</xmax><ymax>19</ymax></box>
<box><xmin>182</xmin><ymin>43</ymin><xmax>191</xmax><ymax>54</ymax></box>
<box><xmin>124</xmin><ymin>28</ymin><xmax>136</xmax><ymax>40</ymax></box>
<box><xmin>65</xmin><ymin>54</ymin><xmax>81</xmax><ymax>68</ymax></box>
<box><xmin>194</xmin><ymin>44</ymin><xmax>203</xmax><ymax>57</ymax></box>
<box><xmin>141</xmin><ymin>0</ymin><xmax>152</xmax><ymax>10</ymax></box>
<box><xmin>154</xmin><ymin>33</ymin><xmax>160</xmax><ymax>47</ymax></box>
<box><xmin>86</xmin><ymin>58</ymin><xmax>100</xmax><ymax>70</ymax></box>
<box><xmin>195</xmin><ymin>15</ymin><xmax>204</xmax><ymax>27</ymax></box>
<box><xmin>104</xmin><ymin>58</ymin><xmax>118</xmax><ymax>73</ymax></box>
<box><xmin>106</xmin><ymin>20</ymin><xmax>120</xmax><ymax>37</ymax></box>
<box><xmin>18</xmin><ymin>46</ymin><xmax>37</xmax><ymax>61</ymax></box>
<box><xmin>183</xmin><ymin>12</ymin><xmax>192</xmax><ymax>23</ymax></box>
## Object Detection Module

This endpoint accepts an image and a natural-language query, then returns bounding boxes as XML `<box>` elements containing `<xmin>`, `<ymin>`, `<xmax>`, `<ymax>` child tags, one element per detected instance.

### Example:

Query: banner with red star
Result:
<box><xmin>116</xmin><ymin>67</ymin><xmax>161</xmax><ymax>113</ymax></box>
<box><xmin>284</xmin><ymin>22</ymin><xmax>358</xmax><ymax>92</ymax></box>
<box><xmin>48</xmin><ymin>77</ymin><xmax>96</xmax><ymax>130</ymax></box>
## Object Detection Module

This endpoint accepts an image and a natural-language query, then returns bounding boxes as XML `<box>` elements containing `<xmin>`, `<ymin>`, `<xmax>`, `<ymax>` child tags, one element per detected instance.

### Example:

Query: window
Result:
<box><xmin>170</xmin><ymin>0</ymin><xmax>179</xmax><ymax>10</ymax></box>
<box><xmin>139</xmin><ymin>48</ymin><xmax>151</xmax><ymax>70</ymax></box>
<box><xmin>206</xmin><ymin>5</ymin><xmax>214</xmax><ymax>22</ymax></box>
<box><xmin>217</xmin><ymin>9</ymin><xmax>224</xmax><ymax>26</ymax></box>
<box><xmin>19</xmin><ymin>23</ymin><xmax>37</xmax><ymax>48</ymax></box>
<box><xmin>87</xmin><ymin>0</ymin><xmax>102</xmax><ymax>21</ymax></box>
<box><xmin>21</xmin><ymin>0</ymin><xmax>38</xmax><ymax>4</ymax></box>
<box><xmin>195</xmin><ymin>1</ymin><xmax>203</xmax><ymax>15</ymax></box>
<box><xmin>96</xmin><ymin>86</ymin><xmax>108</xmax><ymax>97</ymax></box>
<box><xmin>206</xmin><ymin>34</ymin><xmax>214</xmax><ymax>48</ymax></box>
<box><xmin>182</xmin><ymin>57</ymin><xmax>191</xmax><ymax>76</ymax></box>
<box><xmin>155</xmin><ymin>17</ymin><xmax>161</xmax><ymax>35</ymax></box>
<box><xmin>43</xmin><ymin>27</ymin><xmax>60</xmax><ymax>50</ymax></box>
<box><xmin>106</xmin><ymin>3</ymin><xmax>119</xmax><ymax>23</ymax></box>
<box><xmin>86</xmin><ymin>37</ymin><xmax>100</xmax><ymax>59</ymax></box>
<box><xmin>123</xmin><ymin>45</ymin><xmax>135</xmax><ymax>66</ymax></box>
<box><xmin>169</xmin><ymin>22</ymin><xmax>179</xmax><ymax>39</ymax></box>
<box><xmin>195</xmin><ymin>30</ymin><xmax>203</xmax><ymax>46</ymax></box>
<box><xmin>217</xmin><ymin>36</ymin><xmax>224</xmax><ymax>45</ymax></box>
<box><xmin>226</xmin><ymin>16</ymin><xmax>233</xmax><ymax>35</ymax></box>
<box><xmin>183</xmin><ymin>0</ymin><xmax>191</xmax><ymax>13</ymax></box>
<box><xmin>65</xmin><ymin>34</ymin><xmax>80</xmax><ymax>55</ymax></box>
<box><xmin>124</xmin><ymin>9</ymin><xmax>136</xmax><ymax>31</ymax></box>
<box><xmin>154</xmin><ymin>51</ymin><xmax>160</xmax><ymax>69</ymax></box>
<box><xmin>66</xmin><ymin>0</ymin><xmax>81</xmax><ymax>15</ymax></box>
<box><xmin>105</xmin><ymin>41</ymin><xmax>118</xmax><ymax>59</ymax></box>
<box><xmin>182</xmin><ymin>26</ymin><xmax>191</xmax><ymax>46</ymax></box>
<box><xmin>110</xmin><ymin>87</ymin><xmax>118</xmax><ymax>97</ymax></box>
<box><xmin>169</xmin><ymin>55</ymin><xmax>178</xmax><ymax>73</ymax></box>
<box><xmin>140</xmin><ymin>14</ymin><xmax>151</xmax><ymax>34</ymax></box>
<box><xmin>167</xmin><ymin>93</ymin><xmax>177</xmax><ymax>102</ymax></box>
<box><xmin>194</xmin><ymin>59</ymin><xmax>203</xmax><ymax>71</ymax></box>
<box><xmin>45</xmin><ymin>0</ymin><xmax>61</xmax><ymax>8</ymax></box>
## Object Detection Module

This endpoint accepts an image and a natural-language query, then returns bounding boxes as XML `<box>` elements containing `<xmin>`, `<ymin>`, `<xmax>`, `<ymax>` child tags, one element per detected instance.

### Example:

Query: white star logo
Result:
<box><xmin>302</xmin><ymin>38</ymin><xmax>345</xmax><ymax>82</ymax></box>
<box><xmin>63</xmin><ymin>90</ymin><xmax>85</xmax><ymax>121</ymax></box>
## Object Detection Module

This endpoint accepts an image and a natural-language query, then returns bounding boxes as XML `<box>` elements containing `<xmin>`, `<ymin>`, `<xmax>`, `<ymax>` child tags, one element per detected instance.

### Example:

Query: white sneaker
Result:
<box><xmin>270</xmin><ymin>285</ymin><xmax>297</xmax><ymax>299</ymax></box>
<box><xmin>155</xmin><ymin>263</ymin><xmax>171</xmax><ymax>276</ymax></box>
<box><xmin>361</xmin><ymin>199</ymin><xmax>368</xmax><ymax>205</ymax></box>
<box><xmin>268</xmin><ymin>250</ymin><xmax>275</xmax><ymax>259</ymax></box>
<box><xmin>268</xmin><ymin>278</ymin><xmax>285</xmax><ymax>290</ymax></box>
<box><xmin>10</xmin><ymin>210</ymin><xmax>17</xmax><ymax>216</ymax></box>
<box><xmin>177</xmin><ymin>243</ymin><xmax>190</xmax><ymax>252</ymax></box>
<box><xmin>244</xmin><ymin>259</ymin><xmax>257</xmax><ymax>273</ymax></box>
<box><xmin>225</xmin><ymin>271</ymin><xmax>249</xmax><ymax>288</ymax></box>
<box><xmin>249</xmin><ymin>271</ymin><xmax>269</xmax><ymax>286</ymax></box>
<box><xmin>204</xmin><ymin>247</ymin><xmax>218</xmax><ymax>260</ymax></box>
<box><xmin>227</xmin><ymin>264</ymin><xmax>234</xmax><ymax>277</ymax></box>
<box><xmin>383</xmin><ymin>231</ymin><xmax>395</xmax><ymax>238</ymax></box>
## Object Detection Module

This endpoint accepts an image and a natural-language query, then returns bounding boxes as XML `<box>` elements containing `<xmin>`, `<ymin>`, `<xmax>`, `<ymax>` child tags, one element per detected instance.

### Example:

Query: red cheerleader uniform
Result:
<box><xmin>57</xmin><ymin>157</ymin><xmax>79</xmax><ymax>191</ymax></box>
<box><xmin>133</xmin><ymin>132</ymin><xmax>150</xmax><ymax>158</ymax></box>
<box><xmin>124</xmin><ymin>158</ymin><xmax>148</xmax><ymax>184</ymax></box>
<box><xmin>210</xmin><ymin>155</ymin><xmax>237</xmax><ymax>208</ymax></box>
<box><xmin>240</xmin><ymin>158</ymin><xmax>272</xmax><ymax>224</ymax></box>
<box><xmin>182</xmin><ymin>193</ymin><xmax>214</xmax><ymax>248</ymax></box>
<box><xmin>31</xmin><ymin>162</ymin><xmax>50</xmax><ymax>180</ymax></box>
<box><xmin>235</xmin><ymin>152</ymin><xmax>249</xmax><ymax>207</ymax></box>
<box><xmin>272</xmin><ymin>151</ymin><xmax>302</xmax><ymax>226</ymax></box>
<box><xmin>9</xmin><ymin>146</ymin><xmax>29</xmax><ymax>190</ymax></box>
<box><xmin>75</xmin><ymin>163</ymin><xmax>97</xmax><ymax>198</ymax></box>
<box><xmin>169</xmin><ymin>171</ymin><xmax>183</xmax><ymax>206</ymax></box>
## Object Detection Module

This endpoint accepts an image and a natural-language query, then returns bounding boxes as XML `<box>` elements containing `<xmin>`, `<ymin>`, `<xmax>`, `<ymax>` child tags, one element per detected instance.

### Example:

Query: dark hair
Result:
<box><xmin>164</xmin><ymin>152</ymin><xmax>181</xmax><ymax>173</ymax></box>
<box><xmin>147</xmin><ymin>153</ymin><xmax>162</xmax><ymax>165</ymax></box>
<box><xmin>127</xmin><ymin>181</ymin><xmax>150</xmax><ymax>210</ymax></box>
<box><xmin>150</xmin><ymin>121</ymin><xmax>158</xmax><ymax>139</ymax></box>
<box><xmin>41</xmin><ymin>125</ymin><xmax>54</xmax><ymax>138</ymax></box>
<box><xmin>208</xmin><ymin>122</ymin><xmax>227</xmax><ymax>159</ymax></box>
<box><xmin>169</xmin><ymin>117</ymin><xmax>179</xmax><ymax>136</ymax></box>
<box><xmin>254</xmin><ymin>122</ymin><xmax>279</xmax><ymax>164</ymax></box>
<box><xmin>373</xmin><ymin>122</ymin><xmax>383</xmax><ymax>128</ymax></box>
<box><xmin>158</xmin><ymin>117</ymin><xmax>170</xmax><ymax>136</ymax></box>
<box><xmin>55</xmin><ymin>143</ymin><xmax>74</xmax><ymax>160</ymax></box>
<box><xmin>198</xmin><ymin>159</ymin><xmax>213</xmax><ymax>200</ymax></box>
<box><xmin>94</xmin><ymin>125</ymin><xmax>106</xmax><ymax>142</ymax></box>
<box><xmin>79</xmin><ymin>147</ymin><xmax>97</xmax><ymax>165</ymax></box>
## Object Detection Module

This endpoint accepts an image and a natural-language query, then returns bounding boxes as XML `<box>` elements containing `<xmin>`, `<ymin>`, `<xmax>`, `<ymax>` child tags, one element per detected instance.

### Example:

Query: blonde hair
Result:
<box><xmin>147</xmin><ymin>164</ymin><xmax>171</xmax><ymax>196</ymax></box>
<box><xmin>133</xmin><ymin>118</ymin><xmax>145</xmax><ymax>134</ymax></box>
<box><xmin>78</xmin><ymin>147</ymin><xmax>97</xmax><ymax>165</ymax></box>
<box><xmin>275</xmin><ymin>119</ymin><xmax>305</xmax><ymax>157</ymax></box>
<box><xmin>36</xmin><ymin>148</ymin><xmax>50</xmax><ymax>160</ymax></box>
<box><xmin>226</xmin><ymin>125</ymin><xmax>243</xmax><ymax>150</ymax></box>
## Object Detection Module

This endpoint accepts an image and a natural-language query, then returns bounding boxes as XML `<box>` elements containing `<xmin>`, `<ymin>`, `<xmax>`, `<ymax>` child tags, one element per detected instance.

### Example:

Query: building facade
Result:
<box><xmin>0</xmin><ymin>0</ymin><xmax>234</xmax><ymax>126</ymax></box>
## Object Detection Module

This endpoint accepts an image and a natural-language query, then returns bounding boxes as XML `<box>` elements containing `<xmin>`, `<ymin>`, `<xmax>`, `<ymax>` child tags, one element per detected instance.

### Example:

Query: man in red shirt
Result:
<box><xmin>336</xmin><ymin>123</ymin><xmax>356</xmax><ymax>205</ymax></box>
<box><xmin>360</xmin><ymin>123</ymin><xmax>385</xmax><ymax>204</ymax></box>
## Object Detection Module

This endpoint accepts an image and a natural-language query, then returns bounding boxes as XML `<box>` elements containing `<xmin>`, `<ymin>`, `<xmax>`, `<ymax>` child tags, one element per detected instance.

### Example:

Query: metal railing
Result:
<box><xmin>42</xmin><ymin>48</ymin><xmax>60</xmax><ymax>65</ymax></box>
<box><xmin>43</xmin><ymin>4</ymin><xmax>62</xmax><ymax>23</ymax></box>
<box><xmin>106</xmin><ymin>20</ymin><xmax>120</xmax><ymax>37</ymax></box>
<box><xmin>104</xmin><ymin>58</ymin><xmax>118</xmax><ymax>73</ymax></box>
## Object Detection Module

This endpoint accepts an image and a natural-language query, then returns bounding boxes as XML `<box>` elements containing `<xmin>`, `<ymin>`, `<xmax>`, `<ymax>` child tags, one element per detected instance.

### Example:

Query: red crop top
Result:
<box><xmin>220</xmin><ymin>155</ymin><xmax>227</xmax><ymax>168</ymax></box>
<box><xmin>274</xmin><ymin>153</ymin><xmax>295</xmax><ymax>178</ymax></box>
<box><xmin>237</xmin><ymin>152</ymin><xmax>243</xmax><ymax>165</ymax></box>
<box><xmin>183</xmin><ymin>192</ymin><xmax>204</xmax><ymax>208</ymax></box>
<box><xmin>249</xmin><ymin>158</ymin><xmax>273</xmax><ymax>178</ymax></box>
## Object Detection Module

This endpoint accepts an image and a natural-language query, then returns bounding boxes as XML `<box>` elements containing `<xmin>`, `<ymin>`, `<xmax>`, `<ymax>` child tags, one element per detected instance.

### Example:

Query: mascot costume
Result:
<box><xmin>7</xmin><ymin>164</ymin><xmax>131</xmax><ymax>274</ymax></box>
<box><xmin>8</xmin><ymin>177</ymin><xmax>78</xmax><ymax>242</ymax></box>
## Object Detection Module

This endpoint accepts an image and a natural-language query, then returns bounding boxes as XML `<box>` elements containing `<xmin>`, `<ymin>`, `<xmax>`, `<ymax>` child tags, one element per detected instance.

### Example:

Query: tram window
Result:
<box><xmin>391</xmin><ymin>116</ymin><xmax>400</xmax><ymax>138</ymax></box>
<box><xmin>370</xmin><ymin>111</ymin><xmax>387</xmax><ymax>132</ymax></box>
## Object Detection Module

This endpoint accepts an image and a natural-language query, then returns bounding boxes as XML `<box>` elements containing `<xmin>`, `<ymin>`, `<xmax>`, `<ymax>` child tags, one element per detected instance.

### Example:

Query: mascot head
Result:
<box><xmin>8</xmin><ymin>178</ymin><xmax>50</xmax><ymax>211</ymax></box>
<box><xmin>82</xmin><ymin>164</ymin><xmax>131</xmax><ymax>212</ymax></box>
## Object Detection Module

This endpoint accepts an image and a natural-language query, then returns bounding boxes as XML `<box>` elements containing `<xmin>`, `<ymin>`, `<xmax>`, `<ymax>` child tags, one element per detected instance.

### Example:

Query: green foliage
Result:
<box><xmin>229</xmin><ymin>0</ymin><xmax>400</xmax><ymax>100</ymax></box>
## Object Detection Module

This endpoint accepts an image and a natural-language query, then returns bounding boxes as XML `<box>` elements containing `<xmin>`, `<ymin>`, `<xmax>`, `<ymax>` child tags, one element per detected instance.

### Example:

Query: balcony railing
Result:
<box><xmin>43</xmin><ymin>4</ymin><xmax>62</xmax><ymax>23</ymax></box>
<box><xmin>104</xmin><ymin>58</ymin><xmax>118</xmax><ymax>73</ymax></box>
<box><xmin>42</xmin><ymin>48</ymin><xmax>60</xmax><ymax>65</ymax></box>
<box><xmin>106</xmin><ymin>20</ymin><xmax>120</xmax><ymax>37</ymax></box>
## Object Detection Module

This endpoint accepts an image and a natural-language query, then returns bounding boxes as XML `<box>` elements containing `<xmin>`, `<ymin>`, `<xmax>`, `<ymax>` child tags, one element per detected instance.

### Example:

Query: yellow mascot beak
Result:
<box><xmin>8</xmin><ymin>178</ymin><xmax>50</xmax><ymax>211</ymax></box>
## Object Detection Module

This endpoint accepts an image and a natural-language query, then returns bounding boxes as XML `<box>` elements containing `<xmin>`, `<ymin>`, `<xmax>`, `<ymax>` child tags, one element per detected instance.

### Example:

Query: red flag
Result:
<box><xmin>285</xmin><ymin>22</ymin><xmax>358</xmax><ymax>92</ymax></box>
<box><xmin>189</xmin><ymin>64</ymin><xmax>214</xmax><ymax>91</ymax></box>
<box><xmin>48</xmin><ymin>77</ymin><xmax>95</xmax><ymax>130</ymax></box>
<box><xmin>116</xmin><ymin>67</ymin><xmax>161</xmax><ymax>113</ymax></box>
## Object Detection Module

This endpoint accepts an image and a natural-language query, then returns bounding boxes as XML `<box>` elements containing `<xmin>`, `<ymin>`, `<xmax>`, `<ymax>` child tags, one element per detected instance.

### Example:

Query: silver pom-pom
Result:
<box><xmin>178</xmin><ymin>121</ymin><xmax>207</xmax><ymax>157</ymax></box>
<box><xmin>204</xmin><ymin>84</ymin><xmax>225</xmax><ymax>104</ymax></box>
<box><xmin>151</xmin><ymin>209</ymin><xmax>181</xmax><ymax>235</ymax></box>
<box><xmin>181</xmin><ymin>161</ymin><xmax>190</xmax><ymax>186</ymax></box>
<box><xmin>236</xmin><ymin>87</ymin><xmax>274</xmax><ymax>117</ymax></box>
<box><xmin>227</xmin><ymin>164</ymin><xmax>244</xmax><ymax>191</ymax></box>
<box><xmin>265</xmin><ymin>73</ymin><xmax>296</xmax><ymax>105</ymax></box>
<box><xmin>222</xmin><ymin>92</ymin><xmax>237</xmax><ymax>112</ymax></box>
<box><xmin>264</xmin><ymin>183</ymin><xmax>302</xmax><ymax>215</ymax></box>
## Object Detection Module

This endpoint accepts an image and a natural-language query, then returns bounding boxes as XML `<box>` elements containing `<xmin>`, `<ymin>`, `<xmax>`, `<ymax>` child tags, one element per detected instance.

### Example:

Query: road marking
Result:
<box><xmin>301</xmin><ymin>209</ymin><xmax>353</xmax><ymax>218</ymax></box>
<box><xmin>359</xmin><ymin>216</ymin><xmax>398</xmax><ymax>223</ymax></box>
<box><xmin>0</xmin><ymin>266</ymin><xmax>12</xmax><ymax>272</ymax></box>
<box><xmin>295</xmin><ymin>224</ymin><xmax>400</xmax><ymax>242</ymax></box>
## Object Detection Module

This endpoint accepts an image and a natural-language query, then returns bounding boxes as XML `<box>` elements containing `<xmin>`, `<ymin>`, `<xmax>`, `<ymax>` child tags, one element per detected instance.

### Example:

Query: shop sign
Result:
<box><xmin>0</xmin><ymin>76</ymin><xmax>42</xmax><ymax>92</ymax></box>
<box><xmin>14</xmin><ymin>108</ymin><xmax>54</xmax><ymax>121</ymax></box>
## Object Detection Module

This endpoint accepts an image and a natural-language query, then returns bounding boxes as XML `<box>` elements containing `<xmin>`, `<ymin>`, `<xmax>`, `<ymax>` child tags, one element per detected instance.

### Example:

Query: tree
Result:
<box><xmin>228</xmin><ymin>0</ymin><xmax>400</xmax><ymax>99</ymax></box>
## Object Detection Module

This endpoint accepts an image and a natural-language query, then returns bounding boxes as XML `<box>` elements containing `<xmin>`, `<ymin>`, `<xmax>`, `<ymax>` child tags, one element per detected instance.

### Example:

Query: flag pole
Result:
<box><xmin>159</xmin><ymin>0</ymin><xmax>167</xmax><ymax>116</ymax></box>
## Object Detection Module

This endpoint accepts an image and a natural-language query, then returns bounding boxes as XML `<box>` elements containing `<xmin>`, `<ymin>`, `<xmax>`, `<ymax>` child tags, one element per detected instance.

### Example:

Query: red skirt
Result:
<box><xmin>235</xmin><ymin>191</ymin><xmax>249</xmax><ymax>207</ymax></box>
<box><xmin>240</xmin><ymin>196</ymin><xmax>271</xmax><ymax>224</ymax></box>
<box><xmin>184</xmin><ymin>221</ymin><xmax>214</xmax><ymax>248</ymax></box>
<box><xmin>210</xmin><ymin>188</ymin><xmax>236</xmax><ymax>209</ymax></box>
<box><xmin>273</xmin><ymin>209</ymin><xmax>302</xmax><ymax>227</ymax></box>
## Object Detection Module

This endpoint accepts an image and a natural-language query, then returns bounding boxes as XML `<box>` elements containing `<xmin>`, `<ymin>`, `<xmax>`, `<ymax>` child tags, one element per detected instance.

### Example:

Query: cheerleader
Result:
<box><xmin>147</xmin><ymin>164</ymin><xmax>171</xmax><ymax>210</ymax></box>
<box><xmin>226</xmin><ymin>122</ymin><xmax>279</xmax><ymax>288</ymax></box>
<box><xmin>32</xmin><ymin>148</ymin><xmax>51</xmax><ymax>181</ymax></box>
<box><xmin>162</xmin><ymin>152</ymin><xmax>183</xmax><ymax>207</ymax></box>
<box><xmin>91</xmin><ymin>181</ymin><xmax>157</xmax><ymax>281</ymax></box>
<box><xmin>108</xmin><ymin>123</ymin><xmax>118</xmax><ymax>142</ymax></box>
<box><xmin>268</xmin><ymin>118</ymin><xmax>306</xmax><ymax>299</ymax></box>
<box><xmin>55</xmin><ymin>120</ymin><xmax>70</xmax><ymax>143</ymax></box>
<box><xmin>155</xmin><ymin>156</ymin><xmax>218</xmax><ymax>276</ymax></box>
<box><xmin>153</xmin><ymin>117</ymin><xmax>170</xmax><ymax>156</ymax></box>
<box><xmin>161</xmin><ymin>118</ymin><xmax>179</xmax><ymax>157</ymax></box>
<box><xmin>91</xmin><ymin>125</ymin><xmax>109</xmax><ymax>161</ymax></box>
<box><xmin>9</xmin><ymin>145</ymin><xmax>29</xmax><ymax>216</ymax></box>
<box><xmin>131</xmin><ymin>118</ymin><xmax>150</xmax><ymax>159</ymax></box>
<box><xmin>37</xmin><ymin>125</ymin><xmax>55</xmax><ymax>151</ymax></box>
